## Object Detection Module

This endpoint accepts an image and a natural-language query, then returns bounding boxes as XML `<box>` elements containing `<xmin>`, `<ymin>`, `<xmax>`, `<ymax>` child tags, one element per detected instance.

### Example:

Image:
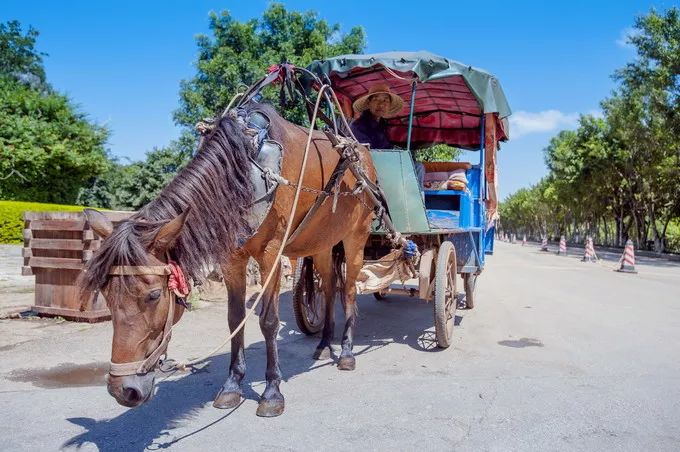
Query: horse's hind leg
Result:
<box><xmin>337</xmin><ymin>230</ymin><xmax>369</xmax><ymax>371</ymax></box>
<box><xmin>213</xmin><ymin>253</ymin><xmax>248</xmax><ymax>409</ymax></box>
<box><xmin>254</xmin><ymin>249</ymin><xmax>285</xmax><ymax>417</ymax></box>
<box><xmin>311</xmin><ymin>250</ymin><xmax>335</xmax><ymax>360</ymax></box>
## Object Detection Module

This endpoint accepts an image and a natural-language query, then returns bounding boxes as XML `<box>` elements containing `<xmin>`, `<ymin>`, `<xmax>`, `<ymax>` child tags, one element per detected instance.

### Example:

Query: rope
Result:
<box><xmin>221</xmin><ymin>92</ymin><xmax>245</xmax><ymax>117</ymax></box>
<box><xmin>170</xmin><ymin>84</ymin><xmax>333</xmax><ymax>371</ymax></box>
<box><xmin>382</xmin><ymin>65</ymin><xmax>418</xmax><ymax>82</ymax></box>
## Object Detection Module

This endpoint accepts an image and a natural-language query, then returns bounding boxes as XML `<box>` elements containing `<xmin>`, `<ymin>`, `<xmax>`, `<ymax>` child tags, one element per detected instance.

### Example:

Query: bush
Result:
<box><xmin>0</xmin><ymin>200</ymin><xmax>85</xmax><ymax>244</ymax></box>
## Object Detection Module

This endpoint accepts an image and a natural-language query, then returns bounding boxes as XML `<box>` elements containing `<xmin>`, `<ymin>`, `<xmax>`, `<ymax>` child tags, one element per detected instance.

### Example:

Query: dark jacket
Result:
<box><xmin>350</xmin><ymin>111</ymin><xmax>391</xmax><ymax>149</ymax></box>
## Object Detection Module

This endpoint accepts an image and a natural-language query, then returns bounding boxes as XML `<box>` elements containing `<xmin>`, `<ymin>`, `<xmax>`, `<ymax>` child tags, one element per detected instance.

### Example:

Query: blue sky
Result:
<box><xmin>2</xmin><ymin>1</ymin><xmax>672</xmax><ymax>198</ymax></box>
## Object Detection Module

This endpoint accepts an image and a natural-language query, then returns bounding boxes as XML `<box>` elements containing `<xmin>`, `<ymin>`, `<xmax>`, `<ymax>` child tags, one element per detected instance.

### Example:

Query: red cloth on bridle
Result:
<box><xmin>168</xmin><ymin>260</ymin><xmax>190</xmax><ymax>297</ymax></box>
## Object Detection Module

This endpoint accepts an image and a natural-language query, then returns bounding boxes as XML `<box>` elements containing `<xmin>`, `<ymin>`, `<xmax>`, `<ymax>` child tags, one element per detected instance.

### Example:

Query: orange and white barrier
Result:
<box><xmin>557</xmin><ymin>236</ymin><xmax>567</xmax><ymax>256</ymax></box>
<box><xmin>581</xmin><ymin>237</ymin><xmax>597</xmax><ymax>262</ymax></box>
<box><xmin>616</xmin><ymin>239</ymin><xmax>637</xmax><ymax>273</ymax></box>
<box><xmin>540</xmin><ymin>237</ymin><xmax>549</xmax><ymax>252</ymax></box>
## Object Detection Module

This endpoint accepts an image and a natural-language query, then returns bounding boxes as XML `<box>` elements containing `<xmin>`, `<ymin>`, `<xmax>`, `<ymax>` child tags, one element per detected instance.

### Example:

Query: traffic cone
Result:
<box><xmin>557</xmin><ymin>236</ymin><xmax>567</xmax><ymax>256</ymax></box>
<box><xmin>540</xmin><ymin>237</ymin><xmax>549</xmax><ymax>252</ymax></box>
<box><xmin>581</xmin><ymin>237</ymin><xmax>597</xmax><ymax>262</ymax></box>
<box><xmin>615</xmin><ymin>239</ymin><xmax>637</xmax><ymax>274</ymax></box>
<box><xmin>522</xmin><ymin>235</ymin><xmax>527</xmax><ymax>246</ymax></box>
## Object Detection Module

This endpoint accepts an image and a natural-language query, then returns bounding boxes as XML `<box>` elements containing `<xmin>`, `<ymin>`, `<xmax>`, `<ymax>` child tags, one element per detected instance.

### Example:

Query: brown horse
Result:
<box><xmin>81</xmin><ymin>102</ymin><xmax>377</xmax><ymax>417</ymax></box>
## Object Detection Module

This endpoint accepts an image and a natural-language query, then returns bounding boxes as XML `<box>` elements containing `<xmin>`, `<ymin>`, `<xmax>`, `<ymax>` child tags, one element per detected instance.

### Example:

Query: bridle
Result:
<box><xmin>107</xmin><ymin>260</ymin><xmax>189</xmax><ymax>377</ymax></box>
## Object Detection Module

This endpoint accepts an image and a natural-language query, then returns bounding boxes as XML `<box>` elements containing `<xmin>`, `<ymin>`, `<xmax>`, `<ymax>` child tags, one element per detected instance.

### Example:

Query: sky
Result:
<box><xmin>1</xmin><ymin>0</ymin><xmax>673</xmax><ymax>199</ymax></box>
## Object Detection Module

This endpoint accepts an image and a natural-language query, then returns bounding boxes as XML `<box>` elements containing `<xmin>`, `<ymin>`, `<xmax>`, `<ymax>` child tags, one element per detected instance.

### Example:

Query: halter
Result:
<box><xmin>107</xmin><ymin>261</ymin><xmax>189</xmax><ymax>377</ymax></box>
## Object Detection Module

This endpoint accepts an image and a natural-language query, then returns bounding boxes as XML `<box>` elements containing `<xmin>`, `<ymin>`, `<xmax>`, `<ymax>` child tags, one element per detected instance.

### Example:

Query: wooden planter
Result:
<box><xmin>22</xmin><ymin>211</ymin><xmax>134</xmax><ymax>322</ymax></box>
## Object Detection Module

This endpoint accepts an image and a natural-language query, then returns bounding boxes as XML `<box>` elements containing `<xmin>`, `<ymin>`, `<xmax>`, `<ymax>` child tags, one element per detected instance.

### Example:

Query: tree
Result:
<box><xmin>0</xmin><ymin>21</ymin><xmax>109</xmax><ymax>204</ymax></box>
<box><xmin>174</xmin><ymin>3</ymin><xmax>365</xmax><ymax>132</ymax></box>
<box><xmin>0</xmin><ymin>77</ymin><xmax>110</xmax><ymax>203</ymax></box>
<box><xmin>0</xmin><ymin>20</ymin><xmax>46</xmax><ymax>88</ymax></box>
<box><xmin>78</xmin><ymin>137</ymin><xmax>192</xmax><ymax>210</ymax></box>
<box><xmin>502</xmin><ymin>7</ymin><xmax>680</xmax><ymax>253</ymax></box>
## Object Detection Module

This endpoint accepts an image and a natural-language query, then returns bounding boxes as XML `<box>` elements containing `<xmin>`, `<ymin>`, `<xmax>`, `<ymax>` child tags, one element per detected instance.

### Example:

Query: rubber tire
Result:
<box><xmin>434</xmin><ymin>241</ymin><xmax>457</xmax><ymax>348</ymax></box>
<box><xmin>292</xmin><ymin>258</ymin><xmax>324</xmax><ymax>335</ymax></box>
<box><xmin>463</xmin><ymin>273</ymin><xmax>477</xmax><ymax>309</ymax></box>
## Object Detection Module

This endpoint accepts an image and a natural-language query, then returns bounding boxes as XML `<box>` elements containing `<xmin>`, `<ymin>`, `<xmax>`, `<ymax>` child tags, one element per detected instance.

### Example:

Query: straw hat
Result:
<box><xmin>352</xmin><ymin>82</ymin><xmax>404</xmax><ymax>117</ymax></box>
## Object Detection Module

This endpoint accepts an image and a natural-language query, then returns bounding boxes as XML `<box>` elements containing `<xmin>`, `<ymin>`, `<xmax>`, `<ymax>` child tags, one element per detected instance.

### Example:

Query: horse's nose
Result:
<box><xmin>122</xmin><ymin>385</ymin><xmax>143</xmax><ymax>405</ymax></box>
<box><xmin>113</xmin><ymin>373</ymin><xmax>155</xmax><ymax>407</ymax></box>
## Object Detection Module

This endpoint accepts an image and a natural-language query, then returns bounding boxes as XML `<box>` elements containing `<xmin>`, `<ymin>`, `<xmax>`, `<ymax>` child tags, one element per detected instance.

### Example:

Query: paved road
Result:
<box><xmin>1</xmin><ymin>242</ymin><xmax>679</xmax><ymax>451</ymax></box>
<box><xmin>0</xmin><ymin>245</ymin><xmax>34</xmax><ymax>316</ymax></box>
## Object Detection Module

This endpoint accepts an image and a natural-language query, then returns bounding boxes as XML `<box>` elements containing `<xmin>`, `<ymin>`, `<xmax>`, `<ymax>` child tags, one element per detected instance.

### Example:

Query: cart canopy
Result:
<box><xmin>304</xmin><ymin>51</ymin><xmax>511</xmax><ymax>150</ymax></box>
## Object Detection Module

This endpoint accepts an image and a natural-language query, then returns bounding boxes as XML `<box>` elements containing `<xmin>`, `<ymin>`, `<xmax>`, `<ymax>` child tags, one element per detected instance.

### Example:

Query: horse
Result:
<box><xmin>81</xmin><ymin>102</ymin><xmax>377</xmax><ymax>417</ymax></box>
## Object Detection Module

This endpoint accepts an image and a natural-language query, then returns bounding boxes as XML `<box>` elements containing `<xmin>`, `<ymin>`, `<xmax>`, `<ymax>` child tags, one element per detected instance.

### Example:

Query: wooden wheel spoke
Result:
<box><xmin>434</xmin><ymin>241</ymin><xmax>457</xmax><ymax>348</ymax></box>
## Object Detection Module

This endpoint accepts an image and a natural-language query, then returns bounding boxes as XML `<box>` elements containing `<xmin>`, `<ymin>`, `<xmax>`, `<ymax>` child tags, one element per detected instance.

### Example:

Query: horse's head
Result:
<box><xmin>83</xmin><ymin>209</ymin><xmax>190</xmax><ymax>407</ymax></box>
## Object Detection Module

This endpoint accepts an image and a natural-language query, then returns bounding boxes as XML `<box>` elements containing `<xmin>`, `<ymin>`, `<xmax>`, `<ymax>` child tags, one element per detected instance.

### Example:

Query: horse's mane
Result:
<box><xmin>82</xmin><ymin>103</ymin><xmax>281</xmax><ymax>292</ymax></box>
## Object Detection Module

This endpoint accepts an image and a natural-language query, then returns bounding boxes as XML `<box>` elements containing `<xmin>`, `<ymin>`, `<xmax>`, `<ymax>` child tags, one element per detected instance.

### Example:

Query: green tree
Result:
<box><xmin>0</xmin><ymin>21</ymin><xmax>109</xmax><ymax>204</ymax></box>
<box><xmin>0</xmin><ymin>20</ymin><xmax>46</xmax><ymax>87</ymax></box>
<box><xmin>503</xmin><ymin>7</ymin><xmax>680</xmax><ymax>253</ymax></box>
<box><xmin>77</xmin><ymin>131</ymin><xmax>195</xmax><ymax>209</ymax></box>
<box><xmin>416</xmin><ymin>144</ymin><xmax>461</xmax><ymax>162</ymax></box>
<box><xmin>0</xmin><ymin>77</ymin><xmax>109</xmax><ymax>203</ymax></box>
<box><xmin>111</xmin><ymin>142</ymin><xmax>191</xmax><ymax>210</ymax></box>
<box><xmin>174</xmin><ymin>3</ymin><xmax>365</xmax><ymax>131</ymax></box>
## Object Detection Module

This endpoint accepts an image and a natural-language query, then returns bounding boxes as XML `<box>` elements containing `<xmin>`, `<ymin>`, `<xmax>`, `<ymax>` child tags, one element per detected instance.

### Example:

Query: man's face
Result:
<box><xmin>367</xmin><ymin>93</ymin><xmax>392</xmax><ymax>118</ymax></box>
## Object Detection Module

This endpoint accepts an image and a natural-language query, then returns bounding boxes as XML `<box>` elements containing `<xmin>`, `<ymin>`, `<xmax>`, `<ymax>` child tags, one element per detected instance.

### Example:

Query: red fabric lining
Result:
<box><xmin>329</xmin><ymin>65</ymin><xmax>507</xmax><ymax>148</ymax></box>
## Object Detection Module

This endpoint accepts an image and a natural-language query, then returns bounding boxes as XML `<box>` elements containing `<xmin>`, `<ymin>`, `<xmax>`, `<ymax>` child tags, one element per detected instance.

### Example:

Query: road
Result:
<box><xmin>1</xmin><ymin>242</ymin><xmax>679</xmax><ymax>451</ymax></box>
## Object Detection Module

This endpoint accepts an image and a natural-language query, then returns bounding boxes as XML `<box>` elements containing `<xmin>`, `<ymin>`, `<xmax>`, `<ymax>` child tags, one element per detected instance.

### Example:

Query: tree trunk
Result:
<box><xmin>603</xmin><ymin>217</ymin><xmax>610</xmax><ymax>246</ymax></box>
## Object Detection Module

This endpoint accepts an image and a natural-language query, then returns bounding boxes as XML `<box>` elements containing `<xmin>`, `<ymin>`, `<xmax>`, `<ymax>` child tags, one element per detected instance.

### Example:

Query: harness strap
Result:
<box><xmin>285</xmin><ymin>155</ymin><xmax>353</xmax><ymax>246</ymax></box>
<box><xmin>109</xmin><ymin>283</ymin><xmax>176</xmax><ymax>376</ymax></box>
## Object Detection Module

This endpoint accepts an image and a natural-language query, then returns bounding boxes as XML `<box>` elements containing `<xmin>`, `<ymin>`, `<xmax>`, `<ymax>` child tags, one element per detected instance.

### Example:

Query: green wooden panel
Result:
<box><xmin>370</xmin><ymin>149</ymin><xmax>430</xmax><ymax>233</ymax></box>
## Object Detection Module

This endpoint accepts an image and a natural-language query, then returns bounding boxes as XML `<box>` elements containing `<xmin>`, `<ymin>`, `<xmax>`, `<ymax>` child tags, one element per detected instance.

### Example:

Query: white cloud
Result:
<box><xmin>509</xmin><ymin>110</ymin><xmax>579</xmax><ymax>139</ymax></box>
<box><xmin>616</xmin><ymin>27</ymin><xmax>639</xmax><ymax>49</ymax></box>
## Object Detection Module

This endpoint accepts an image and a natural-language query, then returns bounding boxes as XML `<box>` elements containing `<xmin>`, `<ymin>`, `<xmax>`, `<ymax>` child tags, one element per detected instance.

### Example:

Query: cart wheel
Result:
<box><xmin>292</xmin><ymin>257</ymin><xmax>325</xmax><ymax>335</ymax></box>
<box><xmin>373</xmin><ymin>290</ymin><xmax>388</xmax><ymax>301</ymax></box>
<box><xmin>462</xmin><ymin>273</ymin><xmax>477</xmax><ymax>309</ymax></box>
<box><xmin>434</xmin><ymin>241</ymin><xmax>457</xmax><ymax>348</ymax></box>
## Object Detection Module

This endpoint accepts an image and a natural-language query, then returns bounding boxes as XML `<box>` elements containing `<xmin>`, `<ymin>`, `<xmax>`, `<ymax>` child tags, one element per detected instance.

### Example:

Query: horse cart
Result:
<box><xmin>292</xmin><ymin>51</ymin><xmax>511</xmax><ymax>348</ymax></box>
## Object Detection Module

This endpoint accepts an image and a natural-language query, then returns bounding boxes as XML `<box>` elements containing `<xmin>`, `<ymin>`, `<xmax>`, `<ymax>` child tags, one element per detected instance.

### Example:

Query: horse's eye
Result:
<box><xmin>147</xmin><ymin>289</ymin><xmax>162</xmax><ymax>302</ymax></box>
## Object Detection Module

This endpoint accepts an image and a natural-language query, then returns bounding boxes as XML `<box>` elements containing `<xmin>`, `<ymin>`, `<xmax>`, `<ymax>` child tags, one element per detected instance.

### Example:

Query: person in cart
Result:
<box><xmin>350</xmin><ymin>83</ymin><xmax>425</xmax><ymax>186</ymax></box>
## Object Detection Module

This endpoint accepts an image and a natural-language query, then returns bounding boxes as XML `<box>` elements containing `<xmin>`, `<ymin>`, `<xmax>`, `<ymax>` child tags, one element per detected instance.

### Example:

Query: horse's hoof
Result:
<box><xmin>337</xmin><ymin>355</ymin><xmax>356</xmax><ymax>371</ymax></box>
<box><xmin>213</xmin><ymin>391</ymin><xmax>241</xmax><ymax>409</ymax></box>
<box><xmin>313</xmin><ymin>346</ymin><xmax>332</xmax><ymax>360</ymax></box>
<box><xmin>256</xmin><ymin>398</ymin><xmax>285</xmax><ymax>417</ymax></box>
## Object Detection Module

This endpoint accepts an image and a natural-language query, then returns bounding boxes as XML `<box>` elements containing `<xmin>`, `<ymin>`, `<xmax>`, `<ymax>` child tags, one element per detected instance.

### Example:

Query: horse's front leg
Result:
<box><xmin>254</xmin><ymin>248</ymin><xmax>285</xmax><ymax>417</ymax></box>
<box><xmin>213</xmin><ymin>254</ymin><xmax>248</xmax><ymax>409</ymax></box>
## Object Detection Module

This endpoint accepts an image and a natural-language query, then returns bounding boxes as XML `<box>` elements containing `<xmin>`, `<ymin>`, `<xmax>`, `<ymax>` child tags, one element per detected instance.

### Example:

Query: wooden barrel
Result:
<box><xmin>22</xmin><ymin>210</ymin><xmax>133</xmax><ymax>322</ymax></box>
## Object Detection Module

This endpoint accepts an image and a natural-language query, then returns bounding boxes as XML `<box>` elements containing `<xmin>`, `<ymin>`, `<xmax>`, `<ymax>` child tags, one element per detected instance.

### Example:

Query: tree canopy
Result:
<box><xmin>500</xmin><ymin>7</ymin><xmax>680</xmax><ymax>253</ymax></box>
<box><xmin>174</xmin><ymin>3</ymin><xmax>365</xmax><ymax>130</ymax></box>
<box><xmin>0</xmin><ymin>21</ymin><xmax>109</xmax><ymax>204</ymax></box>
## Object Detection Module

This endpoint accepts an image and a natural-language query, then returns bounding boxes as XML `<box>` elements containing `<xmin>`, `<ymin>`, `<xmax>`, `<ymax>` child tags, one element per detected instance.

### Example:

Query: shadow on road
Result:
<box><xmin>61</xmin><ymin>289</ymin><xmax>450</xmax><ymax>450</ymax></box>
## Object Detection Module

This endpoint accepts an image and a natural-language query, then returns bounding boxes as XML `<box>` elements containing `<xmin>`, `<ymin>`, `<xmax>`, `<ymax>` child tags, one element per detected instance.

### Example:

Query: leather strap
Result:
<box><xmin>108</xmin><ymin>262</ymin><xmax>177</xmax><ymax>376</ymax></box>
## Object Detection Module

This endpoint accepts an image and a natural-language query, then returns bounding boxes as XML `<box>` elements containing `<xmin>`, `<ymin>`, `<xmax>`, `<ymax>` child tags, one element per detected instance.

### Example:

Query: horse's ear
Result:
<box><xmin>84</xmin><ymin>209</ymin><xmax>113</xmax><ymax>239</ymax></box>
<box><xmin>152</xmin><ymin>208</ymin><xmax>191</xmax><ymax>253</ymax></box>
